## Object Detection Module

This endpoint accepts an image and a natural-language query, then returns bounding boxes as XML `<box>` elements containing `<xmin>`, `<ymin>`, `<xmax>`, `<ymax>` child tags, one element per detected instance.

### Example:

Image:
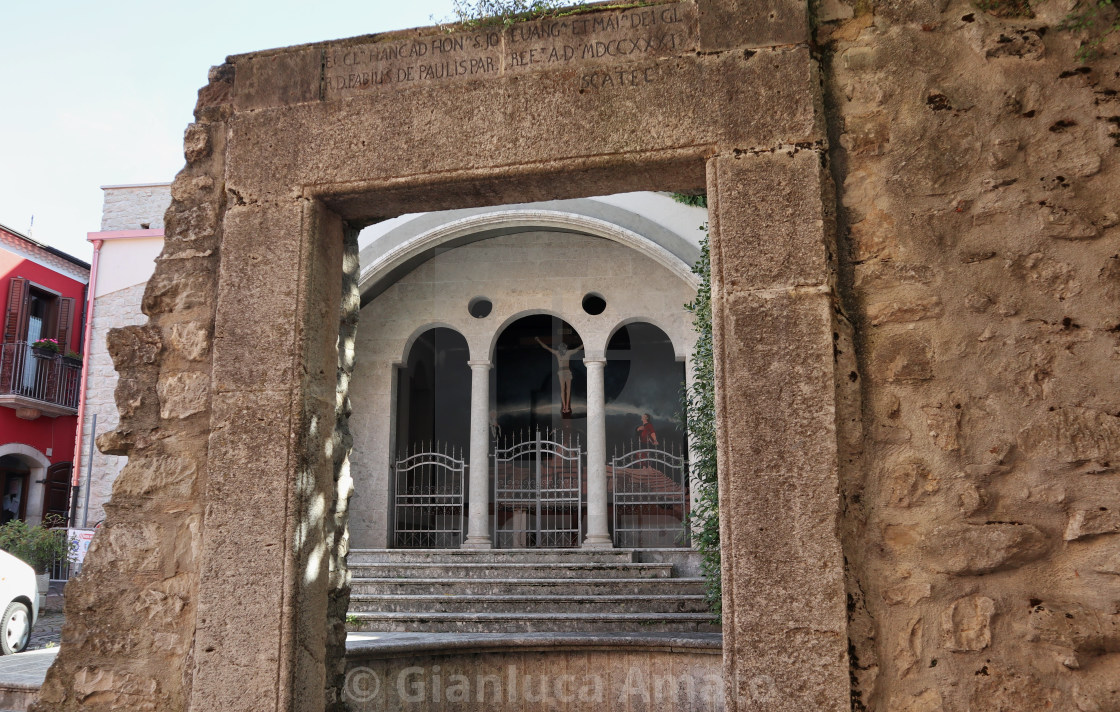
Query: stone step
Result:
<box><xmin>350</xmin><ymin>576</ymin><xmax>707</xmax><ymax>597</ymax></box>
<box><xmin>348</xmin><ymin>548</ymin><xmax>637</xmax><ymax>565</ymax></box>
<box><xmin>349</xmin><ymin>593</ymin><xmax>710</xmax><ymax>614</ymax></box>
<box><xmin>346</xmin><ymin>611</ymin><xmax>720</xmax><ymax>634</ymax></box>
<box><xmin>349</xmin><ymin>562</ymin><xmax>674</xmax><ymax>579</ymax></box>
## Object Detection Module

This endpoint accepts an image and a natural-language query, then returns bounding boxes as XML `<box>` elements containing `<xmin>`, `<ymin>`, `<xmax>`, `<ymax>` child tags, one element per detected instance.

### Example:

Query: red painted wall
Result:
<box><xmin>1</xmin><ymin>231</ymin><xmax>88</xmax><ymax>470</ymax></box>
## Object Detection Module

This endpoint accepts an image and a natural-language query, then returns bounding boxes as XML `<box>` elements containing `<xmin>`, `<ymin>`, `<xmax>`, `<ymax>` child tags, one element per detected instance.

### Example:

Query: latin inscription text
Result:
<box><xmin>323</xmin><ymin>4</ymin><xmax>691</xmax><ymax>95</ymax></box>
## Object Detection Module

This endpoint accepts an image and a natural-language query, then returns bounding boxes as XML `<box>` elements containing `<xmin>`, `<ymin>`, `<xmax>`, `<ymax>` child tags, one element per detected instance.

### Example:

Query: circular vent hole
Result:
<box><xmin>468</xmin><ymin>297</ymin><xmax>493</xmax><ymax>319</ymax></box>
<box><xmin>582</xmin><ymin>293</ymin><xmax>606</xmax><ymax>316</ymax></box>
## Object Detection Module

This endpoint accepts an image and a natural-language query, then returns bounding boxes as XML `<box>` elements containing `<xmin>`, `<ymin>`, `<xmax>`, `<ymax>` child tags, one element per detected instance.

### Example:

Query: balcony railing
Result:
<box><xmin>0</xmin><ymin>341</ymin><xmax>81</xmax><ymax>413</ymax></box>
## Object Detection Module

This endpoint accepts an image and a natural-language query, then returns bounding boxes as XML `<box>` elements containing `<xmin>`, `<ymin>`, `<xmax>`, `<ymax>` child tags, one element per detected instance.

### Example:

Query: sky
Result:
<box><xmin>0</xmin><ymin>0</ymin><xmax>453</xmax><ymax>262</ymax></box>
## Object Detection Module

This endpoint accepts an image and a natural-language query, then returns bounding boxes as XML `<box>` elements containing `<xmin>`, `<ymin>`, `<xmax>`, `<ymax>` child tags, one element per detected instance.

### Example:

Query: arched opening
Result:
<box><xmin>391</xmin><ymin>327</ymin><xmax>471</xmax><ymax>549</ymax></box>
<box><xmin>493</xmin><ymin>314</ymin><xmax>585</xmax><ymax>438</ymax></box>
<box><xmin>605</xmin><ymin>322</ymin><xmax>690</xmax><ymax>548</ymax></box>
<box><xmin>492</xmin><ymin>314</ymin><xmax>586</xmax><ymax>548</ymax></box>
<box><xmin>0</xmin><ymin>455</ymin><xmax>31</xmax><ymax>525</ymax></box>
<box><xmin>395</xmin><ymin>327</ymin><xmax>471</xmax><ymax>453</ymax></box>
<box><xmin>0</xmin><ymin>445</ymin><xmax>53</xmax><ymax>527</ymax></box>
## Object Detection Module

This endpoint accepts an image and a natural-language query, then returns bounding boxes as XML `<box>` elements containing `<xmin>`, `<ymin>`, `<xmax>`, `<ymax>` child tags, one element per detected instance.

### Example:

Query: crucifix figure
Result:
<box><xmin>535</xmin><ymin>336</ymin><xmax>583</xmax><ymax>414</ymax></box>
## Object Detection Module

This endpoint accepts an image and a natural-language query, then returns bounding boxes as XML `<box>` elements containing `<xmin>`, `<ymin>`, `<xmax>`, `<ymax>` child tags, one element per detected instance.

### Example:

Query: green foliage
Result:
<box><xmin>1058</xmin><ymin>0</ymin><xmax>1120</xmax><ymax>60</ymax></box>
<box><xmin>442</xmin><ymin>0</ymin><xmax>587</xmax><ymax>28</ymax></box>
<box><xmin>684</xmin><ymin>225</ymin><xmax>720</xmax><ymax>622</ymax></box>
<box><xmin>0</xmin><ymin>518</ymin><xmax>73</xmax><ymax>574</ymax></box>
<box><xmin>974</xmin><ymin>0</ymin><xmax>1035</xmax><ymax>18</ymax></box>
<box><xmin>671</xmin><ymin>193</ymin><xmax>708</xmax><ymax>209</ymax></box>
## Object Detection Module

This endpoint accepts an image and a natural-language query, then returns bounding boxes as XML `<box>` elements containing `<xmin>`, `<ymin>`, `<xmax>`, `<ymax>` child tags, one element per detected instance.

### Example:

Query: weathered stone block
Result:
<box><xmin>1064</xmin><ymin>505</ymin><xmax>1120</xmax><ymax>541</ymax></box>
<box><xmin>231</xmin><ymin>45</ymin><xmax>321</xmax><ymax>112</ymax></box>
<box><xmin>872</xmin><ymin>333</ymin><xmax>934</xmax><ymax>382</ymax></box>
<box><xmin>167</xmin><ymin>321</ymin><xmax>211</xmax><ymax>361</ymax></box>
<box><xmin>157</xmin><ymin>371</ymin><xmax>209</xmax><ymax>420</ymax></box>
<box><xmin>712</xmin><ymin>288</ymin><xmax>848</xmax><ymax>711</ymax></box>
<box><xmin>183</xmin><ymin>123</ymin><xmax>211</xmax><ymax>164</ymax></box>
<box><xmin>941</xmin><ymin>595</ymin><xmax>995</xmax><ymax>651</ymax></box>
<box><xmin>211</xmin><ymin>204</ymin><xmax>305</xmax><ymax>393</ymax></box>
<box><xmin>141</xmin><ymin>260</ymin><xmax>217</xmax><ymax>316</ymax></box>
<box><xmin>924</xmin><ymin>523</ymin><xmax>1048</xmax><ymax>575</ymax></box>
<box><xmin>1019</xmin><ymin>407</ymin><xmax>1120</xmax><ymax>466</ymax></box>
<box><xmin>106</xmin><ymin>325</ymin><xmax>162</xmax><ymax>370</ymax></box>
<box><xmin>709</xmin><ymin>149</ymin><xmax>834</xmax><ymax>292</ymax></box>
<box><xmin>697</xmin><ymin>0</ymin><xmax>809</xmax><ymax>51</ymax></box>
<box><xmin>112</xmin><ymin>452</ymin><xmax>199</xmax><ymax>500</ymax></box>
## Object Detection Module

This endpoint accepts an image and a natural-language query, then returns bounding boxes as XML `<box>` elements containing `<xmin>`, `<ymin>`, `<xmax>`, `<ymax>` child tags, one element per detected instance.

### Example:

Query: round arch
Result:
<box><xmin>395</xmin><ymin>326</ymin><xmax>472</xmax><ymax>456</ymax></box>
<box><xmin>487</xmin><ymin>309</ymin><xmax>587</xmax><ymax>364</ymax></box>
<box><xmin>0</xmin><ymin>444</ymin><xmax>51</xmax><ymax>527</ymax></box>
<box><xmin>397</xmin><ymin>321</ymin><xmax>468</xmax><ymax>366</ymax></box>
<box><xmin>359</xmin><ymin>209</ymin><xmax>700</xmax><ymax>304</ymax></box>
<box><xmin>606</xmin><ymin>316</ymin><xmax>689</xmax><ymax>362</ymax></box>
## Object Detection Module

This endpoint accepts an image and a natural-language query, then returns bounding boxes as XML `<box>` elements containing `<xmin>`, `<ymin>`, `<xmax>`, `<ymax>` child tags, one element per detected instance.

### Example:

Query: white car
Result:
<box><xmin>0</xmin><ymin>550</ymin><xmax>37</xmax><ymax>654</ymax></box>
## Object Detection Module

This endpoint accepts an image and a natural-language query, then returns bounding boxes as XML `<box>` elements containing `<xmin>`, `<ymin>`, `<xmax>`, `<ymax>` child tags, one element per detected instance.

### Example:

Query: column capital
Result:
<box><xmin>582</xmin><ymin>357</ymin><xmax>607</xmax><ymax>367</ymax></box>
<box><xmin>467</xmin><ymin>359</ymin><xmax>492</xmax><ymax>369</ymax></box>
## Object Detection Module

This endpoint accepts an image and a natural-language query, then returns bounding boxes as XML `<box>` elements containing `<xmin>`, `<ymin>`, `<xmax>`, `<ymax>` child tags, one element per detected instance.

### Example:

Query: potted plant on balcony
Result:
<box><xmin>30</xmin><ymin>338</ymin><xmax>60</xmax><ymax>359</ymax></box>
<box><xmin>62</xmin><ymin>350</ymin><xmax>82</xmax><ymax>368</ymax></box>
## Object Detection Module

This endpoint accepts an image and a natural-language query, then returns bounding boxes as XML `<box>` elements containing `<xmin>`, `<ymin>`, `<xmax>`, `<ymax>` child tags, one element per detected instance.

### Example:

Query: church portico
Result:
<box><xmin>349</xmin><ymin>206</ymin><xmax>701</xmax><ymax>553</ymax></box>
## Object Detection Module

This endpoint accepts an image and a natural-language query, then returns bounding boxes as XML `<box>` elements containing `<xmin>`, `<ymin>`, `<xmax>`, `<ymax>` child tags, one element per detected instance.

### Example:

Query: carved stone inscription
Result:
<box><xmin>323</xmin><ymin>3</ymin><xmax>696</xmax><ymax>98</ymax></box>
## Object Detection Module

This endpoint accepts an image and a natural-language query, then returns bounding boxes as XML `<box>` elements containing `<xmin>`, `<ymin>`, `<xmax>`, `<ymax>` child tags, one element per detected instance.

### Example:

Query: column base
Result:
<box><xmin>461</xmin><ymin>537</ymin><xmax>493</xmax><ymax>550</ymax></box>
<box><xmin>582</xmin><ymin>534</ymin><xmax>614</xmax><ymax>549</ymax></box>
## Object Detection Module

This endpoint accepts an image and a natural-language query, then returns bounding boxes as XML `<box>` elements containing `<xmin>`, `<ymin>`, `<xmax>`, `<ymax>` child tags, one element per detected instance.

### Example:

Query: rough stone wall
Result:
<box><xmin>32</xmin><ymin>75</ymin><xmax>232</xmax><ymax>711</ymax></box>
<box><xmin>100</xmin><ymin>184</ymin><xmax>172</xmax><ymax>231</ymax></box>
<box><xmin>76</xmin><ymin>283</ymin><xmax>146</xmax><ymax>525</ymax></box>
<box><xmin>817</xmin><ymin>0</ymin><xmax>1120</xmax><ymax>708</ymax></box>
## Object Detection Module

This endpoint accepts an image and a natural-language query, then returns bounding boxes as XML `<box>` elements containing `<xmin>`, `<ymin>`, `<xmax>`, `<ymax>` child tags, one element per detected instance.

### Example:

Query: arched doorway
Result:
<box><xmin>391</xmin><ymin>327</ymin><xmax>470</xmax><ymax>548</ymax></box>
<box><xmin>605</xmin><ymin>322</ymin><xmax>689</xmax><ymax>548</ymax></box>
<box><xmin>395</xmin><ymin>327</ymin><xmax>471</xmax><ymax>454</ymax></box>
<box><xmin>0</xmin><ymin>456</ymin><xmax>30</xmax><ymax>525</ymax></box>
<box><xmin>492</xmin><ymin>314</ymin><xmax>586</xmax><ymax>548</ymax></box>
<box><xmin>0</xmin><ymin>445</ymin><xmax>56</xmax><ymax>527</ymax></box>
<box><xmin>493</xmin><ymin>314</ymin><xmax>585</xmax><ymax>438</ymax></box>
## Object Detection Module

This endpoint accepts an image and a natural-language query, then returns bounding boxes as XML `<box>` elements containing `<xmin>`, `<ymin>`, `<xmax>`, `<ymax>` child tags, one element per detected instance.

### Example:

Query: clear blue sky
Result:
<box><xmin>0</xmin><ymin>0</ymin><xmax>452</xmax><ymax>261</ymax></box>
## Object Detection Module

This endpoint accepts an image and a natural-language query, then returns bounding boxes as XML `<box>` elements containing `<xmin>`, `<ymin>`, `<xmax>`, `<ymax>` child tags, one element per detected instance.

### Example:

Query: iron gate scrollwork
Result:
<box><xmin>392</xmin><ymin>445</ymin><xmax>466</xmax><ymax>549</ymax></box>
<box><xmin>492</xmin><ymin>431</ymin><xmax>583</xmax><ymax>548</ymax></box>
<box><xmin>611</xmin><ymin>441</ymin><xmax>690</xmax><ymax>548</ymax></box>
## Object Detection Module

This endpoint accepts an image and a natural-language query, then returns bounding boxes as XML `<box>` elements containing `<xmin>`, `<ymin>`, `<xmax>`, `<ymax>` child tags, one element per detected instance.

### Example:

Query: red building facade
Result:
<box><xmin>0</xmin><ymin>223</ymin><xmax>89</xmax><ymax>526</ymax></box>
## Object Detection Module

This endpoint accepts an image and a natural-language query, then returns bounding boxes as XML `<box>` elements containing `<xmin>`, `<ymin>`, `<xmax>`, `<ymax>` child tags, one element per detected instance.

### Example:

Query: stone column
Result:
<box><xmin>582</xmin><ymin>357</ymin><xmax>612</xmax><ymax>548</ymax></box>
<box><xmin>462</xmin><ymin>360</ymin><xmax>492</xmax><ymax>549</ymax></box>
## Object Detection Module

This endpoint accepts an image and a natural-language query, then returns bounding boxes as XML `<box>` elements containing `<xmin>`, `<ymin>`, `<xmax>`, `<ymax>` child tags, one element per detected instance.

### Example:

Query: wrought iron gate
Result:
<box><xmin>392</xmin><ymin>446</ymin><xmax>466</xmax><ymax>548</ymax></box>
<box><xmin>492</xmin><ymin>431</ymin><xmax>583</xmax><ymax>548</ymax></box>
<box><xmin>611</xmin><ymin>441</ymin><xmax>690</xmax><ymax>548</ymax></box>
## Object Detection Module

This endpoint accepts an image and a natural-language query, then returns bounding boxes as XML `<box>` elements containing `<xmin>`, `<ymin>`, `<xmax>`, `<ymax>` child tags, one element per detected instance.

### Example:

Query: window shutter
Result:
<box><xmin>3</xmin><ymin>278</ymin><xmax>28</xmax><ymax>343</ymax></box>
<box><xmin>56</xmin><ymin>297</ymin><xmax>75</xmax><ymax>352</ymax></box>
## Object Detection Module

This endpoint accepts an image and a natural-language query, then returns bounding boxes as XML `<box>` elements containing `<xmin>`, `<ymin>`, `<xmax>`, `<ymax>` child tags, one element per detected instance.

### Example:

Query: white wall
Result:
<box><xmin>99</xmin><ymin>183</ymin><xmax>172</xmax><ymax>231</ymax></box>
<box><xmin>349</xmin><ymin>230</ymin><xmax>697</xmax><ymax>548</ymax></box>
<box><xmin>94</xmin><ymin>237</ymin><xmax>163</xmax><ymax>297</ymax></box>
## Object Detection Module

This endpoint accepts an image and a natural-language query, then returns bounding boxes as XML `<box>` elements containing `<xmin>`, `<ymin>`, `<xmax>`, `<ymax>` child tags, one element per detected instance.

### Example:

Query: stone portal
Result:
<box><xmin>33</xmin><ymin>2</ymin><xmax>850</xmax><ymax>711</ymax></box>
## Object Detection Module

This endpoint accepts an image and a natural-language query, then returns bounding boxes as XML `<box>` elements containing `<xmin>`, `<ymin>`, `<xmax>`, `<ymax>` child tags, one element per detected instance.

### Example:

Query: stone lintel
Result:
<box><xmin>224</xmin><ymin>47</ymin><xmax>821</xmax><ymax>216</ymax></box>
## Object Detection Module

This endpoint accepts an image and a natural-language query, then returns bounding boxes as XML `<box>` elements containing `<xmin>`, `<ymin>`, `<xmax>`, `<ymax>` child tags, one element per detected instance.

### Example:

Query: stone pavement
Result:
<box><xmin>27</xmin><ymin>612</ymin><xmax>63</xmax><ymax>652</ymax></box>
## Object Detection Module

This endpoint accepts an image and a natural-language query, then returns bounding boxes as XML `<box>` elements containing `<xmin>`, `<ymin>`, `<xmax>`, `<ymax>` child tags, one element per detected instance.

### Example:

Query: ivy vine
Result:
<box><xmin>1059</xmin><ymin>0</ymin><xmax>1120</xmax><ymax>60</ymax></box>
<box><xmin>683</xmin><ymin>222</ymin><xmax>721</xmax><ymax>622</ymax></box>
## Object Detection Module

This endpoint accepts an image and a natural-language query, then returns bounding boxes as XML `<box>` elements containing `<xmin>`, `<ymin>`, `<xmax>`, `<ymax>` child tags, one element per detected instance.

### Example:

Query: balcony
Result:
<box><xmin>0</xmin><ymin>342</ymin><xmax>81</xmax><ymax>418</ymax></box>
